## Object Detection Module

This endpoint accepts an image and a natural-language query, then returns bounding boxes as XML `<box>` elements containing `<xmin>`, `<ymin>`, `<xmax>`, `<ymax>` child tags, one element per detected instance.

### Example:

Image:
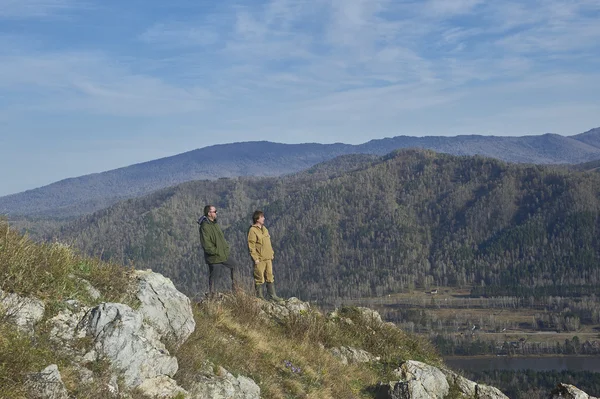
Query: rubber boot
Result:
<box><xmin>255</xmin><ymin>283</ymin><xmax>265</xmax><ymax>299</ymax></box>
<box><xmin>266</xmin><ymin>282</ymin><xmax>283</xmax><ymax>302</ymax></box>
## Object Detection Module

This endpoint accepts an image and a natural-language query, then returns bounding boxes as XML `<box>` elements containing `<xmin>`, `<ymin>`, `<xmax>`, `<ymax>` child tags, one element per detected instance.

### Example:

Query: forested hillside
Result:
<box><xmin>52</xmin><ymin>150</ymin><xmax>600</xmax><ymax>302</ymax></box>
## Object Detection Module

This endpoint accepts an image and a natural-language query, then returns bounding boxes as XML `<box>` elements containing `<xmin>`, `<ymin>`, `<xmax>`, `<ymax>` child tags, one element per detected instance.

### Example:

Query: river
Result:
<box><xmin>444</xmin><ymin>356</ymin><xmax>600</xmax><ymax>372</ymax></box>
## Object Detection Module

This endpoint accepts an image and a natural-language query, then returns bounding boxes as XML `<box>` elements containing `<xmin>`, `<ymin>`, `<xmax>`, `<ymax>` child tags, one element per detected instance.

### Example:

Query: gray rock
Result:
<box><xmin>331</xmin><ymin>346</ymin><xmax>380</xmax><ymax>365</ymax></box>
<box><xmin>0</xmin><ymin>289</ymin><xmax>45</xmax><ymax>333</ymax></box>
<box><xmin>443</xmin><ymin>369</ymin><xmax>477</xmax><ymax>397</ymax></box>
<box><xmin>136</xmin><ymin>376</ymin><xmax>189</xmax><ymax>398</ymax></box>
<box><xmin>134</xmin><ymin>270</ymin><xmax>196</xmax><ymax>348</ymax></box>
<box><xmin>393</xmin><ymin>360</ymin><xmax>449</xmax><ymax>399</ymax></box>
<box><xmin>260</xmin><ymin>297</ymin><xmax>311</xmax><ymax>322</ymax></box>
<box><xmin>375</xmin><ymin>360</ymin><xmax>509</xmax><ymax>399</ymax></box>
<box><xmin>355</xmin><ymin>306</ymin><xmax>384</xmax><ymax>325</ymax></box>
<box><xmin>78</xmin><ymin>302</ymin><xmax>178</xmax><ymax>388</ymax></box>
<box><xmin>25</xmin><ymin>364</ymin><xmax>69</xmax><ymax>399</ymax></box>
<box><xmin>188</xmin><ymin>366</ymin><xmax>260</xmax><ymax>399</ymax></box>
<box><xmin>79</xmin><ymin>278</ymin><xmax>101</xmax><ymax>300</ymax></box>
<box><xmin>549</xmin><ymin>383</ymin><xmax>598</xmax><ymax>399</ymax></box>
<box><xmin>475</xmin><ymin>384</ymin><xmax>510</xmax><ymax>399</ymax></box>
<box><xmin>376</xmin><ymin>381</ymin><xmax>411</xmax><ymax>399</ymax></box>
<box><xmin>48</xmin><ymin>301</ymin><xmax>90</xmax><ymax>346</ymax></box>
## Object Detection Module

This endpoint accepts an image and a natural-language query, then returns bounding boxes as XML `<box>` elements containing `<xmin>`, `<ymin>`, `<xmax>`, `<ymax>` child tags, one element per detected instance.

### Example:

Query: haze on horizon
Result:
<box><xmin>1</xmin><ymin>0</ymin><xmax>599</xmax><ymax>197</ymax></box>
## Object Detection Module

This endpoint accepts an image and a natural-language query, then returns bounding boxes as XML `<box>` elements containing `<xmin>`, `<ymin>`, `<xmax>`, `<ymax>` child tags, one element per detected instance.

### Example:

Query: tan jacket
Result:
<box><xmin>247</xmin><ymin>225</ymin><xmax>274</xmax><ymax>262</ymax></box>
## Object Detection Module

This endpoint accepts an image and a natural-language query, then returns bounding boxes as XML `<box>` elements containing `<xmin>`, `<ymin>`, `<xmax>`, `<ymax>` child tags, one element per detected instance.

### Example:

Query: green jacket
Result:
<box><xmin>198</xmin><ymin>216</ymin><xmax>230</xmax><ymax>264</ymax></box>
<box><xmin>247</xmin><ymin>225</ymin><xmax>274</xmax><ymax>262</ymax></box>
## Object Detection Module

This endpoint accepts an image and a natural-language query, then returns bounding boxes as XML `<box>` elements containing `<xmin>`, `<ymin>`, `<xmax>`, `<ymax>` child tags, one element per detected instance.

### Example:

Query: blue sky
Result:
<box><xmin>1</xmin><ymin>0</ymin><xmax>599</xmax><ymax>196</ymax></box>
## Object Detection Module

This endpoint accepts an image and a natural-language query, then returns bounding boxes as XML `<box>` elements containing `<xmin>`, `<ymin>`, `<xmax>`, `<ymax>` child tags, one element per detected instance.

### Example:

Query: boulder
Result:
<box><xmin>77</xmin><ymin>277</ymin><xmax>101</xmax><ymax>300</ymax></box>
<box><xmin>25</xmin><ymin>364</ymin><xmax>69</xmax><ymax>399</ymax></box>
<box><xmin>0</xmin><ymin>289</ymin><xmax>45</xmax><ymax>333</ymax></box>
<box><xmin>393</xmin><ymin>360</ymin><xmax>449</xmax><ymax>399</ymax></box>
<box><xmin>260</xmin><ymin>297</ymin><xmax>311</xmax><ymax>322</ymax></box>
<box><xmin>375</xmin><ymin>360</ymin><xmax>509</xmax><ymax>399</ymax></box>
<box><xmin>47</xmin><ymin>300</ymin><xmax>89</xmax><ymax>348</ymax></box>
<box><xmin>549</xmin><ymin>383</ymin><xmax>598</xmax><ymax>399</ymax></box>
<box><xmin>475</xmin><ymin>384</ymin><xmax>511</xmax><ymax>399</ymax></box>
<box><xmin>77</xmin><ymin>302</ymin><xmax>178</xmax><ymax>388</ymax></box>
<box><xmin>188</xmin><ymin>366</ymin><xmax>260</xmax><ymax>399</ymax></box>
<box><xmin>134</xmin><ymin>270</ymin><xmax>196</xmax><ymax>348</ymax></box>
<box><xmin>136</xmin><ymin>376</ymin><xmax>189</xmax><ymax>398</ymax></box>
<box><xmin>331</xmin><ymin>346</ymin><xmax>380</xmax><ymax>365</ymax></box>
<box><xmin>443</xmin><ymin>369</ymin><xmax>477</xmax><ymax>397</ymax></box>
<box><xmin>355</xmin><ymin>306</ymin><xmax>384</xmax><ymax>325</ymax></box>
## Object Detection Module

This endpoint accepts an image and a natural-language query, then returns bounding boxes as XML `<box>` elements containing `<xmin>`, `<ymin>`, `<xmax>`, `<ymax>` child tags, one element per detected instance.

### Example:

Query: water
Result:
<box><xmin>444</xmin><ymin>356</ymin><xmax>600</xmax><ymax>372</ymax></box>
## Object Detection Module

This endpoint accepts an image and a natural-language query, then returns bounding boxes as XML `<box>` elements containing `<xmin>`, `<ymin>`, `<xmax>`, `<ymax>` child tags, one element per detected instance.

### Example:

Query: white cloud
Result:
<box><xmin>139</xmin><ymin>22</ymin><xmax>220</xmax><ymax>47</ymax></box>
<box><xmin>423</xmin><ymin>0</ymin><xmax>484</xmax><ymax>17</ymax></box>
<box><xmin>0</xmin><ymin>52</ymin><xmax>210</xmax><ymax>117</ymax></box>
<box><xmin>0</xmin><ymin>0</ymin><xmax>83</xmax><ymax>18</ymax></box>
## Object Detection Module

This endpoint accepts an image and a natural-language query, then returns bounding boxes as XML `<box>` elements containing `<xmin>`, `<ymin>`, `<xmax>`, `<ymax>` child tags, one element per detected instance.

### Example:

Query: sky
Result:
<box><xmin>1</xmin><ymin>0</ymin><xmax>599</xmax><ymax>196</ymax></box>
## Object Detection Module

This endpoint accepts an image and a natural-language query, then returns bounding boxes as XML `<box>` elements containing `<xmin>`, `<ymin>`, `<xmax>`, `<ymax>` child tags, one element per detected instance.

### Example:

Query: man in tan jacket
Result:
<box><xmin>247</xmin><ymin>210</ymin><xmax>283</xmax><ymax>301</ymax></box>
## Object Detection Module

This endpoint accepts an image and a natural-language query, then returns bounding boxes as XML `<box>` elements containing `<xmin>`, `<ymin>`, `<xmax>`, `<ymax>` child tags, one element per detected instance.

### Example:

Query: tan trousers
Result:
<box><xmin>253</xmin><ymin>259</ymin><xmax>274</xmax><ymax>284</ymax></box>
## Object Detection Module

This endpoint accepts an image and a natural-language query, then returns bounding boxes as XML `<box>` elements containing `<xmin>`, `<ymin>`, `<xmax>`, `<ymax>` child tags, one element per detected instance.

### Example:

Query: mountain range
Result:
<box><xmin>1</xmin><ymin>127</ymin><xmax>600</xmax><ymax>218</ymax></box>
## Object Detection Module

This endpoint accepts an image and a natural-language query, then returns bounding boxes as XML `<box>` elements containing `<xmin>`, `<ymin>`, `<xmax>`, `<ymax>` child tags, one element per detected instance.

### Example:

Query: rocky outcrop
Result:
<box><xmin>376</xmin><ymin>360</ymin><xmax>509</xmax><ymax>399</ymax></box>
<box><xmin>10</xmin><ymin>271</ymin><xmax>594</xmax><ymax>399</ymax></box>
<box><xmin>550</xmin><ymin>383</ymin><xmax>599</xmax><ymax>399</ymax></box>
<box><xmin>260</xmin><ymin>297</ymin><xmax>311</xmax><ymax>322</ymax></box>
<box><xmin>331</xmin><ymin>346</ymin><xmax>380</xmax><ymax>365</ymax></box>
<box><xmin>136</xmin><ymin>376</ymin><xmax>189</xmax><ymax>398</ymax></box>
<box><xmin>188</xmin><ymin>365</ymin><xmax>261</xmax><ymax>399</ymax></box>
<box><xmin>78</xmin><ymin>302</ymin><xmax>179</xmax><ymax>388</ymax></box>
<box><xmin>25</xmin><ymin>364</ymin><xmax>69</xmax><ymax>399</ymax></box>
<box><xmin>134</xmin><ymin>269</ymin><xmax>196</xmax><ymax>348</ymax></box>
<box><xmin>0</xmin><ymin>289</ymin><xmax>45</xmax><ymax>333</ymax></box>
<box><xmin>48</xmin><ymin>300</ymin><xmax>89</xmax><ymax>349</ymax></box>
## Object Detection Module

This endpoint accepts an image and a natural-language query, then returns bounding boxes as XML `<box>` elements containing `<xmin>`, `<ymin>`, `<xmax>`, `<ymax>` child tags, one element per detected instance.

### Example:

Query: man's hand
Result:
<box><xmin>254</xmin><ymin>259</ymin><xmax>260</xmax><ymax>265</ymax></box>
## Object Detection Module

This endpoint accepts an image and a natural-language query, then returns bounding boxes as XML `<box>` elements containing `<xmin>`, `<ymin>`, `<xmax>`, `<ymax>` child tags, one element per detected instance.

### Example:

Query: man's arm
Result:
<box><xmin>247</xmin><ymin>229</ymin><xmax>260</xmax><ymax>263</ymax></box>
<box><xmin>200</xmin><ymin>225</ymin><xmax>218</xmax><ymax>256</ymax></box>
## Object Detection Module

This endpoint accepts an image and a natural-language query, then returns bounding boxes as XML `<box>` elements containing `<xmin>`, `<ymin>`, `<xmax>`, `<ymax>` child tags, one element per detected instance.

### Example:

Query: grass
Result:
<box><xmin>175</xmin><ymin>293</ymin><xmax>441</xmax><ymax>398</ymax></box>
<box><xmin>0</xmin><ymin>219</ymin><xmax>134</xmax><ymax>307</ymax></box>
<box><xmin>0</xmin><ymin>219</ymin><xmax>135</xmax><ymax>398</ymax></box>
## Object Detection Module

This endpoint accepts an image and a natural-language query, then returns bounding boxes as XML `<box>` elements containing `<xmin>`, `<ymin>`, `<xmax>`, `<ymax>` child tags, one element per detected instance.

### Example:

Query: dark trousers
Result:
<box><xmin>208</xmin><ymin>259</ymin><xmax>239</xmax><ymax>293</ymax></box>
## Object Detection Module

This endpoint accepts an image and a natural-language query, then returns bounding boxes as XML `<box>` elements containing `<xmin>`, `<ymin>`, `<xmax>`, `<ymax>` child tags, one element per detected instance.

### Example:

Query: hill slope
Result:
<box><xmin>2</xmin><ymin>128</ymin><xmax>600</xmax><ymax>218</ymax></box>
<box><xmin>52</xmin><ymin>149</ymin><xmax>600</xmax><ymax>302</ymax></box>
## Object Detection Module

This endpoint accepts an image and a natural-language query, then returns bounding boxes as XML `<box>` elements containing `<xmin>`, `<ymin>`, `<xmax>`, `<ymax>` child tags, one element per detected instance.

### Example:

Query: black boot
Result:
<box><xmin>255</xmin><ymin>283</ymin><xmax>265</xmax><ymax>299</ymax></box>
<box><xmin>266</xmin><ymin>282</ymin><xmax>283</xmax><ymax>302</ymax></box>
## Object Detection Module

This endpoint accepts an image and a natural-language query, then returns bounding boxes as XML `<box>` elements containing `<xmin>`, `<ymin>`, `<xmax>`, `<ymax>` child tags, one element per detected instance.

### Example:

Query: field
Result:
<box><xmin>340</xmin><ymin>287</ymin><xmax>600</xmax><ymax>356</ymax></box>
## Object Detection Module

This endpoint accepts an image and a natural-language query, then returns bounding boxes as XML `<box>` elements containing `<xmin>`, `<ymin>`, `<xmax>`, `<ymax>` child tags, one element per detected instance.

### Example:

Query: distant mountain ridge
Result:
<box><xmin>2</xmin><ymin>127</ymin><xmax>600</xmax><ymax>218</ymax></box>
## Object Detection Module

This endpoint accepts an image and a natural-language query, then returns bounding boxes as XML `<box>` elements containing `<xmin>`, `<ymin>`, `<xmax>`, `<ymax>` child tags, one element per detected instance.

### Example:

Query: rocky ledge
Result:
<box><xmin>1</xmin><ymin>271</ymin><xmax>596</xmax><ymax>399</ymax></box>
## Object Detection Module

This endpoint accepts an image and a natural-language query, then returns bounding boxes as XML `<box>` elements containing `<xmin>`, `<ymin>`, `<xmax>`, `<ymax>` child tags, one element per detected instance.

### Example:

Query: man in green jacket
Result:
<box><xmin>247</xmin><ymin>210</ymin><xmax>283</xmax><ymax>301</ymax></box>
<box><xmin>198</xmin><ymin>204</ymin><xmax>239</xmax><ymax>296</ymax></box>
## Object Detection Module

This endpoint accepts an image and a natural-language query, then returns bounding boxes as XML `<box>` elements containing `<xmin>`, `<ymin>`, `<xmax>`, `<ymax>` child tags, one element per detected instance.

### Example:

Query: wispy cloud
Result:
<box><xmin>0</xmin><ymin>52</ymin><xmax>210</xmax><ymax>116</ymax></box>
<box><xmin>0</xmin><ymin>0</ymin><xmax>83</xmax><ymax>18</ymax></box>
<box><xmin>139</xmin><ymin>22</ymin><xmax>220</xmax><ymax>47</ymax></box>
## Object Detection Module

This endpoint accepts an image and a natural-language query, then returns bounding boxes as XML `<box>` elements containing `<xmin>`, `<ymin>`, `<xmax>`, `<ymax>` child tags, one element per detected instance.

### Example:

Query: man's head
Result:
<box><xmin>204</xmin><ymin>205</ymin><xmax>218</xmax><ymax>221</ymax></box>
<box><xmin>252</xmin><ymin>210</ymin><xmax>265</xmax><ymax>225</ymax></box>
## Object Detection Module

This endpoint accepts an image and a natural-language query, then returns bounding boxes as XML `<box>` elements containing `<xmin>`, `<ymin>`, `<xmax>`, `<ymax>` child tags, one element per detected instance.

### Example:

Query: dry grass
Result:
<box><xmin>0</xmin><ymin>219</ymin><xmax>134</xmax><ymax>306</ymax></box>
<box><xmin>0</xmin><ymin>322</ymin><xmax>56</xmax><ymax>398</ymax></box>
<box><xmin>0</xmin><ymin>219</ymin><xmax>135</xmax><ymax>398</ymax></box>
<box><xmin>175</xmin><ymin>293</ymin><xmax>441</xmax><ymax>398</ymax></box>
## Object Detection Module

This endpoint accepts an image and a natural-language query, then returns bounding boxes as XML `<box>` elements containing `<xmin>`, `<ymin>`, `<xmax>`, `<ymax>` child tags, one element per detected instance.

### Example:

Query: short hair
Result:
<box><xmin>252</xmin><ymin>210</ymin><xmax>264</xmax><ymax>224</ymax></box>
<box><xmin>203</xmin><ymin>205</ymin><xmax>214</xmax><ymax>217</ymax></box>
